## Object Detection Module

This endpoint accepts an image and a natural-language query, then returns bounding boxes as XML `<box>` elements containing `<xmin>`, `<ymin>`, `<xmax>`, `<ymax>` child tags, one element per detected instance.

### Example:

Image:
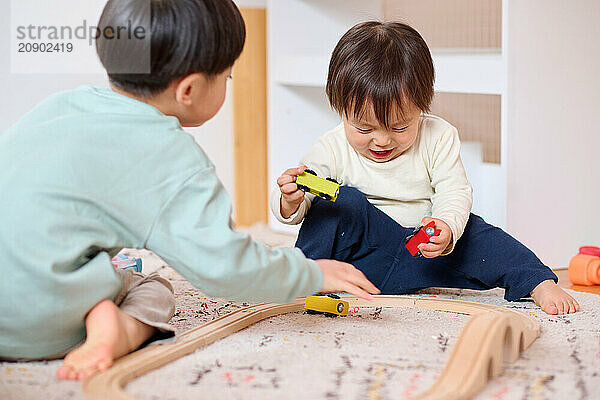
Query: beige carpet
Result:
<box><xmin>1</xmin><ymin>225</ymin><xmax>599</xmax><ymax>400</ymax></box>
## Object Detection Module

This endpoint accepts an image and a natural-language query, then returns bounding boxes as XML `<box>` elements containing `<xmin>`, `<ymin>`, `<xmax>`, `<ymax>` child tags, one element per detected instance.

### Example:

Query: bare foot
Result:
<box><xmin>56</xmin><ymin>299</ymin><xmax>156</xmax><ymax>381</ymax></box>
<box><xmin>530</xmin><ymin>280</ymin><xmax>580</xmax><ymax>315</ymax></box>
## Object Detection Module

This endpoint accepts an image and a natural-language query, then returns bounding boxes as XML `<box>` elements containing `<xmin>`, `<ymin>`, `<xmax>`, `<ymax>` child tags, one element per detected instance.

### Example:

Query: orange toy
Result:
<box><xmin>568</xmin><ymin>246</ymin><xmax>600</xmax><ymax>285</ymax></box>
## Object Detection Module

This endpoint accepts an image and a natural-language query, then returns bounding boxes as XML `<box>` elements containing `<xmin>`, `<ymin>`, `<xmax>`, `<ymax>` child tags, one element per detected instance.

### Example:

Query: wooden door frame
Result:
<box><xmin>232</xmin><ymin>8</ymin><xmax>268</xmax><ymax>227</ymax></box>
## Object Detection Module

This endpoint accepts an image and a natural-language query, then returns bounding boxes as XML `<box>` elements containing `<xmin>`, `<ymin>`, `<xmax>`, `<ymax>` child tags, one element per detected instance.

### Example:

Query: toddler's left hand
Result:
<box><xmin>417</xmin><ymin>217</ymin><xmax>452</xmax><ymax>258</ymax></box>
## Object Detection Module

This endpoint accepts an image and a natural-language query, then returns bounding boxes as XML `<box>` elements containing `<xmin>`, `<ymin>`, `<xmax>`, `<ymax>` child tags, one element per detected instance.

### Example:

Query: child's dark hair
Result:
<box><xmin>96</xmin><ymin>0</ymin><xmax>246</xmax><ymax>97</ymax></box>
<box><xmin>326</xmin><ymin>21</ymin><xmax>434</xmax><ymax>128</ymax></box>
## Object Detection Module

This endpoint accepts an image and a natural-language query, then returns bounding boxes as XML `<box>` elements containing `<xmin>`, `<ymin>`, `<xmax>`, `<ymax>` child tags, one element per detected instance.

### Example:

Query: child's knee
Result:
<box><xmin>316</xmin><ymin>185</ymin><xmax>370</xmax><ymax>218</ymax></box>
<box><xmin>304</xmin><ymin>186</ymin><xmax>369</xmax><ymax>225</ymax></box>
<box><xmin>147</xmin><ymin>273</ymin><xmax>174</xmax><ymax>294</ymax></box>
<box><xmin>147</xmin><ymin>274</ymin><xmax>176</xmax><ymax>316</ymax></box>
<box><xmin>337</xmin><ymin>186</ymin><xmax>369</xmax><ymax>207</ymax></box>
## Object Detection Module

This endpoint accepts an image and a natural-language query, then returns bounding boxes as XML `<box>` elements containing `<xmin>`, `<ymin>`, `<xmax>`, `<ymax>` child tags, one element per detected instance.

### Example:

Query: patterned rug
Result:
<box><xmin>1</xmin><ymin>226</ymin><xmax>599</xmax><ymax>400</ymax></box>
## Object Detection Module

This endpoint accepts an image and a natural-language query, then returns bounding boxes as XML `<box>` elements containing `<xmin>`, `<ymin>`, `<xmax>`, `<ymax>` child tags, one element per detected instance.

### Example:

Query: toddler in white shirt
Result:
<box><xmin>270</xmin><ymin>21</ymin><xmax>578</xmax><ymax>315</ymax></box>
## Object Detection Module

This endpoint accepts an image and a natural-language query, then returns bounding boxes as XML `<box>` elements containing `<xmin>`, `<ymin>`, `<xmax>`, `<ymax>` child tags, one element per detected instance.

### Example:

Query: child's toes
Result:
<box><xmin>543</xmin><ymin>303</ymin><xmax>558</xmax><ymax>315</ymax></box>
<box><xmin>554</xmin><ymin>301</ymin><xmax>563</xmax><ymax>315</ymax></box>
<box><xmin>56</xmin><ymin>366</ymin><xmax>69</xmax><ymax>380</ymax></box>
<box><xmin>78</xmin><ymin>365</ymin><xmax>96</xmax><ymax>381</ymax></box>
<box><xmin>568</xmin><ymin>299</ymin><xmax>579</xmax><ymax>313</ymax></box>
<box><xmin>561</xmin><ymin>299</ymin><xmax>572</xmax><ymax>314</ymax></box>
<box><xmin>67</xmin><ymin>368</ymin><xmax>79</xmax><ymax>380</ymax></box>
<box><xmin>78</xmin><ymin>369</ymin><xmax>94</xmax><ymax>381</ymax></box>
<box><xmin>56</xmin><ymin>364</ymin><xmax>78</xmax><ymax>380</ymax></box>
<box><xmin>565</xmin><ymin>300</ymin><xmax>574</xmax><ymax>313</ymax></box>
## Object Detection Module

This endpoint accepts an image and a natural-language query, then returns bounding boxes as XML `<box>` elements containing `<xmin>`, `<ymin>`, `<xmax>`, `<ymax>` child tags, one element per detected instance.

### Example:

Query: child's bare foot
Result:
<box><xmin>530</xmin><ymin>279</ymin><xmax>580</xmax><ymax>315</ymax></box>
<box><xmin>56</xmin><ymin>299</ymin><xmax>156</xmax><ymax>381</ymax></box>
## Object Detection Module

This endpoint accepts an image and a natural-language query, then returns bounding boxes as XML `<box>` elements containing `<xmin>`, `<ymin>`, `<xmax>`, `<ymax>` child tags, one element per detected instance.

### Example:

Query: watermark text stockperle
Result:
<box><xmin>14</xmin><ymin>19</ymin><xmax>146</xmax><ymax>53</ymax></box>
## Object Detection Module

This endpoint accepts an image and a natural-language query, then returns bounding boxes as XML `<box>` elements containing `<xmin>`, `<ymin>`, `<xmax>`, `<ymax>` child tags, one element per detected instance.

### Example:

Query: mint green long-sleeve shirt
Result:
<box><xmin>0</xmin><ymin>86</ymin><xmax>322</xmax><ymax>359</ymax></box>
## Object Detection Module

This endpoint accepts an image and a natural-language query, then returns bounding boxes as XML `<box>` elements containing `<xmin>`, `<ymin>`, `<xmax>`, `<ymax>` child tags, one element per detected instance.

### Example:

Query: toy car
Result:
<box><xmin>295</xmin><ymin>169</ymin><xmax>339</xmax><ymax>202</ymax></box>
<box><xmin>404</xmin><ymin>221</ymin><xmax>442</xmax><ymax>257</ymax></box>
<box><xmin>304</xmin><ymin>294</ymin><xmax>348</xmax><ymax>317</ymax></box>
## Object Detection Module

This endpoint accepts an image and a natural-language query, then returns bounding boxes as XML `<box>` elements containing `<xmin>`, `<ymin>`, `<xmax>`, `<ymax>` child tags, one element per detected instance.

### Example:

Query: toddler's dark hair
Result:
<box><xmin>326</xmin><ymin>21</ymin><xmax>434</xmax><ymax>128</ymax></box>
<box><xmin>96</xmin><ymin>0</ymin><xmax>246</xmax><ymax>97</ymax></box>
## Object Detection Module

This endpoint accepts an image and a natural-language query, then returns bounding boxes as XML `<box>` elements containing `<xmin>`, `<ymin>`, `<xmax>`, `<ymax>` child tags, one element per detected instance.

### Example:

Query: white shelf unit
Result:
<box><xmin>267</xmin><ymin>0</ymin><xmax>507</xmax><ymax>233</ymax></box>
<box><xmin>274</xmin><ymin>53</ymin><xmax>505</xmax><ymax>93</ymax></box>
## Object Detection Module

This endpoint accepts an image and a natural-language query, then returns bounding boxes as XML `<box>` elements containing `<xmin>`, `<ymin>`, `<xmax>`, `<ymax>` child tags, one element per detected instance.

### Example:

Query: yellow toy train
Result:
<box><xmin>304</xmin><ymin>294</ymin><xmax>348</xmax><ymax>317</ymax></box>
<box><xmin>295</xmin><ymin>169</ymin><xmax>340</xmax><ymax>202</ymax></box>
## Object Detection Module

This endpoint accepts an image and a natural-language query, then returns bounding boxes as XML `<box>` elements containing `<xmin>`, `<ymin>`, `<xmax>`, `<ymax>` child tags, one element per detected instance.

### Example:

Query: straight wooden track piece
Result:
<box><xmin>83</xmin><ymin>296</ymin><xmax>540</xmax><ymax>400</ymax></box>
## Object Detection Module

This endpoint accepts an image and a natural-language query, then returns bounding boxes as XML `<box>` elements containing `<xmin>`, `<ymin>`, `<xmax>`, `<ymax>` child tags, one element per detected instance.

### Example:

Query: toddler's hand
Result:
<box><xmin>315</xmin><ymin>259</ymin><xmax>380</xmax><ymax>300</ymax></box>
<box><xmin>277</xmin><ymin>166</ymin><xmax>307</xmax><ymax>219</ymax></box>
<box><xmin>417</xmin><ymin>217</ymin><xmax>452</xmax><ymax>258</ymax></box>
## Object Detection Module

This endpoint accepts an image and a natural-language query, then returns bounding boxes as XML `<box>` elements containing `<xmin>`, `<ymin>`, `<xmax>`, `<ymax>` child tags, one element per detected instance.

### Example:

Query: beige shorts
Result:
<box><xmin>1</xmin><ymin>269</ymin><xmax>176</xmax><ymax>362</ymax></box>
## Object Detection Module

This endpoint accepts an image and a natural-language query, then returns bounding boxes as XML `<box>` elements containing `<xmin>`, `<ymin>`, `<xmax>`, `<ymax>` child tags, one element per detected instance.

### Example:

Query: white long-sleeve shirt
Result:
<box><xmin>270</xmin><ymin>114</ymin><xmax>473</xmax><ymax>255</ymax></box>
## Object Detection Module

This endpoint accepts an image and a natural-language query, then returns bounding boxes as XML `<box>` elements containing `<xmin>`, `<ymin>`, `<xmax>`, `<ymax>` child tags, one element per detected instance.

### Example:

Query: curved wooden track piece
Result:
<box><xmin>83</xmin><ymin>296</ymin><xmax>540</xmax><ymax>400</ymax></box>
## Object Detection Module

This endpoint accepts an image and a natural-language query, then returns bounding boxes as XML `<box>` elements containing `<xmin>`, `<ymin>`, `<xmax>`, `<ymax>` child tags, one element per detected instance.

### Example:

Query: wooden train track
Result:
<box><xmin>82</xmin><ymin>296</ymin><xmax>540</xmax><ymax>400</ymax></box>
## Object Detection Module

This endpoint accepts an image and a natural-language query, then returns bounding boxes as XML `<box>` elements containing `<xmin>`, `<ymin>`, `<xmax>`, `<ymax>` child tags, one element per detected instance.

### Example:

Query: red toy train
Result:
<box><xmin>404</xmin><ymin>221</ymin><xmax>442</xmax><ymax>257</ymax></box>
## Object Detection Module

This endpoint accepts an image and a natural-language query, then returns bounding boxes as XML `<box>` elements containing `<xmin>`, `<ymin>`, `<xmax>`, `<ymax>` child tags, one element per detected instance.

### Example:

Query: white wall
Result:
<box><xmin>506</xmin><ymin>0</ymin><xmax>600</xmax><ymax>267</ymax></box>
<box><xmin>185</xmin><ymin>86</ymin><xmax>235</xmax><ymax>201</ymax></box>
<box><xmin>1</xmin><ymin>1</ymin><xmax>239</xmax><ymax>200</ymax></box>
<box><xmin>235</xmin><ymin>0</ymin><xmax>266</xmax><ymax>7</ymax></box>
<box><xmin>0</xmin><ymin>2</ymin><xmax>108</xmax><ymax>129</ymax></box>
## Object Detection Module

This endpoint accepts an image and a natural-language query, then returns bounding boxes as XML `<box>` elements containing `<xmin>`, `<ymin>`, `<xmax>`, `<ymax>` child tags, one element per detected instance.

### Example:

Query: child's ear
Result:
<box><xmin>174</xmin><ymin>73</ymin><xmax>205</xmax><ymax>106</ymax></box>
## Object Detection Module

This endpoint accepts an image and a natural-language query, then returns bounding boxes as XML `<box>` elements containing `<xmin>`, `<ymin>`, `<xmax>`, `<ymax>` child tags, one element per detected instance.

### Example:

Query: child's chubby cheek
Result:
<box><xmin>342</xmin><ymin>128</ymin><xmax>366</xmax><ymax>150</ymax></box>
<box><xmin>395</xmin><ymin>131</ymin><xmax>418</xmax><ymax>152</ymax></box>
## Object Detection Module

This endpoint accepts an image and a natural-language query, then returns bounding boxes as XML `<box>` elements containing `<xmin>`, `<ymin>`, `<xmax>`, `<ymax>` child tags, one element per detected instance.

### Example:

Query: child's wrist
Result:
<box><xmin>280</xmin><ymin>198</ymin><xmax>300</xmax><ymax>219</ymax></box>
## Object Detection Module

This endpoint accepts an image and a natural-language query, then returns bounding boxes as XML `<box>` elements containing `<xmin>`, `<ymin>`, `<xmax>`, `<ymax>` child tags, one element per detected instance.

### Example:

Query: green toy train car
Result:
<box><xmin>295</xmin><ymin>169</ymin><xmax>340</xmax><ymax>202</ymax></box>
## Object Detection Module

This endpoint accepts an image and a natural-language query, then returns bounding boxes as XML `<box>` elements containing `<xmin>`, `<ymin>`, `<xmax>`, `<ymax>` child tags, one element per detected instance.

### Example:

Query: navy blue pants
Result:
<box><xmin>295</xmin><ymin>186</ymin><xmax>557</xmax><ymax>301</ymax></box>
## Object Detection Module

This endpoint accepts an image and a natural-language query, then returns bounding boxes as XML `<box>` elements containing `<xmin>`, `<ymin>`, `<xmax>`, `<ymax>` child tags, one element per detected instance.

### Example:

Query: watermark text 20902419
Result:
<box><xmin>16</xmin><ymin>42</ymin><xmax>73</xmax><ymax>54</ymax></box>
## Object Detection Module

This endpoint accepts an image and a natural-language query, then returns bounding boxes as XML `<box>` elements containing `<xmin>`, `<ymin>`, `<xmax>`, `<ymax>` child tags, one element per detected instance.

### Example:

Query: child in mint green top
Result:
<box><xmin>0</xmin><ymin>0</ymin><xmax>378</xmax><ymax>379</ymax></box>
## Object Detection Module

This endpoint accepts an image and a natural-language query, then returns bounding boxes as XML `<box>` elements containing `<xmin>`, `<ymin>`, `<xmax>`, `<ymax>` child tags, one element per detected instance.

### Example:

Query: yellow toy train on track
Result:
<box><xmin>304</xmin><ymin>294</ymin><xmax>349</xmax><ymax>317</ymax></box>
<box><xmin>295</xmin><ymin>169</ymin><xmax>340</xmax><ymax>202</ymax></box>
